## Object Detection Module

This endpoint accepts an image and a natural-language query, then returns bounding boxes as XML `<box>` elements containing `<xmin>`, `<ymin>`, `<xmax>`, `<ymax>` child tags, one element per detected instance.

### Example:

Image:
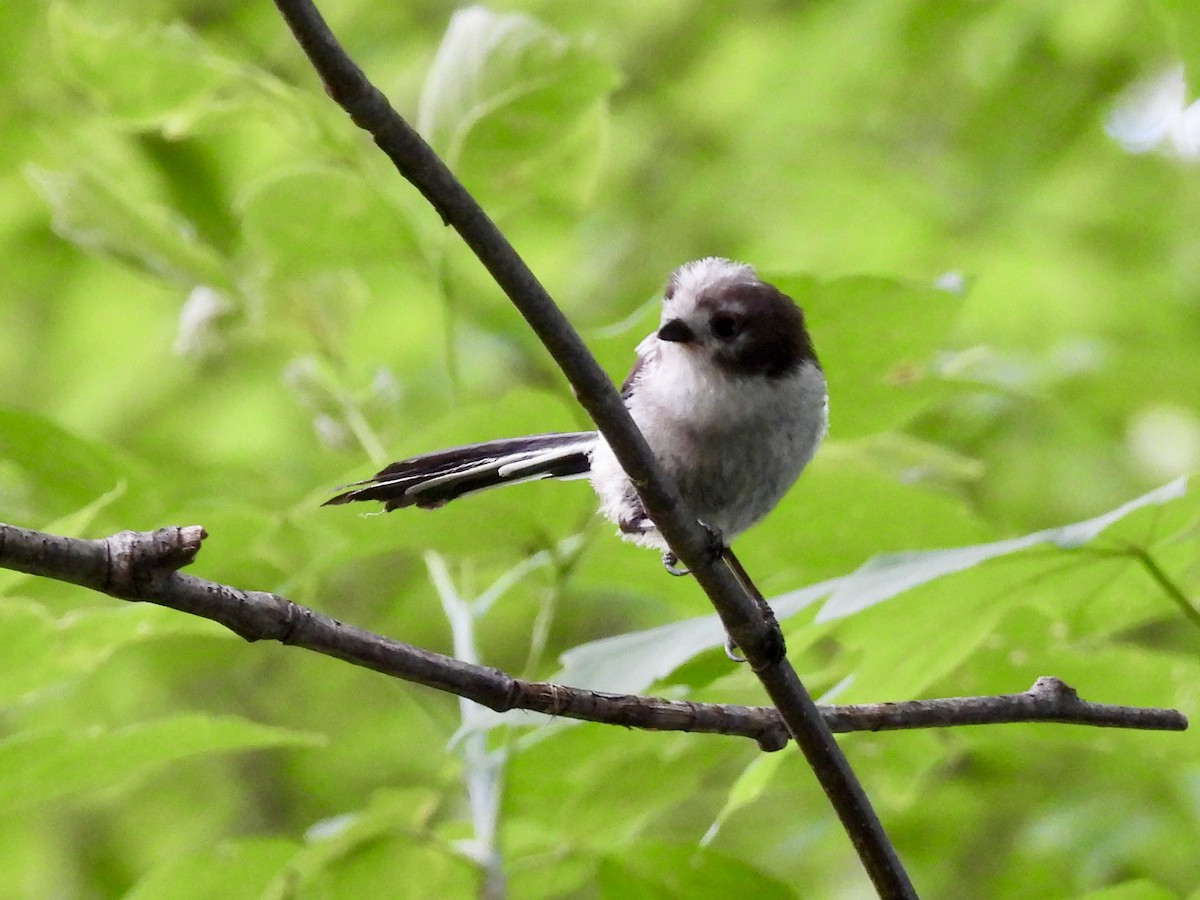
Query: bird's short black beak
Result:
<box><xmin>658</xmin><ymin>318</ymin><xmax>696</xmax><ymax>343</ymax></box>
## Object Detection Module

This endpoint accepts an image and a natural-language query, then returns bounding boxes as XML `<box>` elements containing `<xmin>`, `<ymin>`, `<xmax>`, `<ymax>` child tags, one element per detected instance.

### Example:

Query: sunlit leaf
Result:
<box><xmin>1073</xmin><ymin>880</ymin><xmax>1178</xmax><ymax>900</ymax></box>
<box><xmin>274</xmin><ymin>789</ymin><xmax>473</xmax><ymax>897</ymax></box>
<box><xmin>279</xmin><ymin>788</ymin><xmax>442</xmax><ymax>890</ymax></box>
<box><xmin>816</xmin><ymin>477</ymin><xmax>1187</xmax><ymax>621</ymax></box>
<box><xmin>597</xmin><ymin>842</ymin><xmax>793</xmax><ymax>899</ymax></box>
<box><xmin>48</xmin><ymin>3</ymin><xmax>242</xmax><ymax>134</ymax></box>
<box><xmin>774</xmin><ymin>273</ymin><xmax>967</xmax><ymax>437</ymax></box>
<box><xmin>0</xmin><ymin>408</ymin><xmax>133</xmax><ymax>521</ymax></box>
<box><xmin>26</xmin><ymin>164</ymin><xmax>229</xmax><ymax>287</ymax></box>
<box><xmin>416</xmin><ymin>6</ymin><xmax>620</xmax><ymax>205</ymax></box>
<box><xmin>821</xmin><ymin>479</ymin><xmax>1196</xmax><ymax>701</ymax></box>
<box><xmin>0</xmin><ymin>715</ymin><xmax>323</xmax><ymax>811</ymax></box>
<box><xmin>700</xmin><ymin>752</ymin><xmax>786</xmax><ymax>847</ymax></box>
<box><xmin>239</xmin><ymin>168</ymin><xmax>418</xmax><ymax>280</ymax></box>
<box><xmin>0</xmin><ymin>600</ymin><xmax>223</xmax><ymax>707</ymax></box>
<box><xmin>125</xmin><ymin>838</ymin><xmax>299</xmax><ymax>900</ymax></box>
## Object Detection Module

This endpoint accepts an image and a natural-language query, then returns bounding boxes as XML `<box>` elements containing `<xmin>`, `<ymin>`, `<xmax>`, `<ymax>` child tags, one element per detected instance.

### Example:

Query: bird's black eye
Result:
<box><xmin>710</xmin><ymin>313</ymin><xmax>740</xmax><ymax>340</ymax></box>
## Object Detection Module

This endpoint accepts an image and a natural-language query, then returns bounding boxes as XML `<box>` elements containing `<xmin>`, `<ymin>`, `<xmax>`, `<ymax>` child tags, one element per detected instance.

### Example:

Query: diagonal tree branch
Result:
<box><xmin>268</xmin><ymin>2</ymin><xmax>915</xmax><ymax>895</ymax></box>
<box><xmin>0</xmin><ymin>522</ymin><xmax>1186</xmax><ymax>750</ymax></box>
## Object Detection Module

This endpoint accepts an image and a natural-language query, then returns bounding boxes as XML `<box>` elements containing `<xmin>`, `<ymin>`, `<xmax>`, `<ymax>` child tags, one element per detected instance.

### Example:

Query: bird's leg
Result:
<box><xmin>617</xmin><ymin>509</ymin><xmax>777</xmax><ymax>660</ymax></box>
<box><xmin>660</xmin><ymin>551</ymin><xmax>688</xmax><ymax>576</ymax></box>
<box><xmin>618</xmin><ymin>507</ymin><xmax>689</xmax><ymax>573</ymax></box>
<box><xmin>618</xmin><ymin>505</ymin><xmax>725</xmax><ymax>577</ymax></box>
<box><xmin>618</xmin><ymin>509</ymin><xmax>656</xmax><ymax>537</ymax></box>
<box><xmin>720</xmin><ymin>546</ymin><xmax>786</xmax><ymax>664</ymax></box>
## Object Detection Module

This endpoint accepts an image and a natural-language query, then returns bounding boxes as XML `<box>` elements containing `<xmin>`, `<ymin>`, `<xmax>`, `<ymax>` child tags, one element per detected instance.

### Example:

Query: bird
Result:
<box><xmin>324</xmin><ymin>257</ymin><xmax>828</xmax><ymax>572</ymax></box>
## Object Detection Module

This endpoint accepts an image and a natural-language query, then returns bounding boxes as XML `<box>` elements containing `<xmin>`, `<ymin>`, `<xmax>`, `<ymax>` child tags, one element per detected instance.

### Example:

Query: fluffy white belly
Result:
<box><xmin>589</xmin><ymin>359</ymin><xmax>827</xmax><ymax>548</ymax></box>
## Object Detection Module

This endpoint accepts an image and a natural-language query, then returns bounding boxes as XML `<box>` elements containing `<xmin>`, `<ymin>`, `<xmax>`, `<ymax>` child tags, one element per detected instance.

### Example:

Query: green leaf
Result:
<box><xmin>0</xmin><ymin>600</ymin><xmax>223</xmax><ymax>707</ymax></box>
<box><xmin>774</xmin><ymin>273</ymin><xmax>967</xmax><ymax>437</ymax></box>
<box><xmin>1155</xmin><ymin>0</ymin><xmax>1200</xmax><ymax>77</ymax></box>
<box><xmin>816</xmin><ymin>476</ymin><xmax>1187</xmax><ymax>621</ymax></box>
<box><xmin>274</xmin><ymin>788</ymin><xmax>441</xmax><ymax>887</ymax></box>
<box><xmin>738</xmin><ymin>445</ymin><xmax>995</xmax><ymax>584</ymax></box>
<box><xmin>0</xmin><ymin>408</ymin><xmax>129</xmax><ymax>514</ymax></box>
<box><xmin>594</xmin><ymin>859</ymin><xmax>668</xmax><ymax>900</ymax></box>
<box><xmin>125</xmin><ymin>838</ymin><xmax>299</xmax><ymax>900</ymax></box>
<box><xmin>0</xmin><ymin>601</ymin><xmax>56</xmax><ymax>706</ymax></box>
<box><xmin>47</xmin><ymin>3</ymin><xmax>243</xmax><ymax>135</ymax></box>
<box><xmin>597</xmin><ymin>842</ymin><xmax>793</xmax><ymax>900</ymax></box>
<box><xmin>416</xmin><ymin>6</ymin><xmax>621</xmax><ymax>206</ymax></box>
<box><xmin>700</xmin><ymin>752</ymin><xmax>787</xmax><ymax>847</ymax></box>
<box><xmin>26</xmin><ymin>163</ymin><xmax>229</xmax><ymax>287</ymax></box>
<box><xmin>270</xmin><ymin>789</ymin><xmax>473</xmax><ymax>899</ymax></box>
<box><xmin>37</xmin><ymin>481</ymin><xmax>126</xmax><ymax>540</ymax></box>
<box><xmin>555</xmin><ymin>613</ymin><xmax>728</xmax><ymax>694</ymax></box>
<box><xmin>554</xmin><ymin>444</ymin><xmax>1000</xmax><ymax>696</ymax></box>
<box><xmin>1074</xmin><ymin>878</ymin><xmax>1179</xmax><ymax>899</ymax></box>
<box><xmin>0</xmin><ymin>715</ymin><xmax>322</xmax><ymax>811</ymax></box>
<box><xmin>822</xmin><ymin>478</ymin><xmax>1195</xmax><ymax>701</ymax></box>
<box><xmin>239</xmin><ymin>168</ymin><xmax>417</xmax><ymax>281</ymax></box>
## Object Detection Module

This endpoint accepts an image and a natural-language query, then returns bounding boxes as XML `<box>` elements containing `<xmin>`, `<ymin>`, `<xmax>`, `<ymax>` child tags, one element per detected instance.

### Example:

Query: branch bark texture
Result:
<box><xmin>1</xmin><ymin>522</ymin><xmax>1186</xmax><ymax>743</ymax></box>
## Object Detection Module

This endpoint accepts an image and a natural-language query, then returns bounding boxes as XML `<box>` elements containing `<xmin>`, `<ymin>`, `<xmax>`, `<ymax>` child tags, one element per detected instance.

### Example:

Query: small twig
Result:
<box><xmin>268</xmin><ymin>3</ymin><xmax>914</xmax><ymax>895</ymax></box>
<box><xmin>0</xmin><ymin>523</ymin><xmax>1186</xmax><ymax>752</ymax></box>
<box><xmin>821</xmin><ymin>676</ymin><xmax>1186</xmax><ymax>732</ymax></box>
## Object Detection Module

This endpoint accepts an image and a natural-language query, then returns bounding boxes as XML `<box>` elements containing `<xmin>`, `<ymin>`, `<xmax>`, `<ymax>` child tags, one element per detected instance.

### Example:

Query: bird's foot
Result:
<box><xmin>660</xmin><ymin>522</ymin><xmax>725</xmax><ymax>576</ymax></box>
<box><xmin>724</xmin><ymin>634</ymin><xmax>746</xmax><ymax>663</ymax></box>
<box><xmin>662</xmin><ymin>551</ymin><xmax>689</xmax><ymax>576</ymax></box>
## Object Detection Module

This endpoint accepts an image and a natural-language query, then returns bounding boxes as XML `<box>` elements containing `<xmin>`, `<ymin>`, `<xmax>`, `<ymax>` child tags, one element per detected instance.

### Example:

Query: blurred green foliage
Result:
<box><xmin>1</xmin><ymin>1</ymin><xmax>1199</xmax><ymax>897</ymax></box>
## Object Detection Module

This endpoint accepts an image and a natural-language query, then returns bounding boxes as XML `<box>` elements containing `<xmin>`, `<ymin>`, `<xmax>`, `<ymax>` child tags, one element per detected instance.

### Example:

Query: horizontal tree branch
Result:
<box><xmin>1</xmin><ymin>521</ymin><xmax>1185</xmax><ymax>751</ymax></box>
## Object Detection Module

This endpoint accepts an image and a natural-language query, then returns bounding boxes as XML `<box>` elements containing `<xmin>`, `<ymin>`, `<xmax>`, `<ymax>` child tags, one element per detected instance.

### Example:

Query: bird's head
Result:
<box><xmin>656</xmin><ymin>257</ymin><xmax>817</xmax><ymax>378</ymax></box>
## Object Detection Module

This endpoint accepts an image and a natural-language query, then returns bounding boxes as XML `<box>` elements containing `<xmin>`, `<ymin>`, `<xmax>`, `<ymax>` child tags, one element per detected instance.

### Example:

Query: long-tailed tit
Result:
<box><xmin>325</xmin><ymin>258</ymin><xmax>828</xmax><ymax>569</ymax></box>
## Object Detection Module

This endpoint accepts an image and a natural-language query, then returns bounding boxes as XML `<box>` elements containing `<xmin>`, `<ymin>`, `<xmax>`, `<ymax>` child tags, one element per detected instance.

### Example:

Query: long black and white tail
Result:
<box><xmin>324</xmin><ymin>432</ymin><xmax>596</xmax><ymax>511</ymax></box>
